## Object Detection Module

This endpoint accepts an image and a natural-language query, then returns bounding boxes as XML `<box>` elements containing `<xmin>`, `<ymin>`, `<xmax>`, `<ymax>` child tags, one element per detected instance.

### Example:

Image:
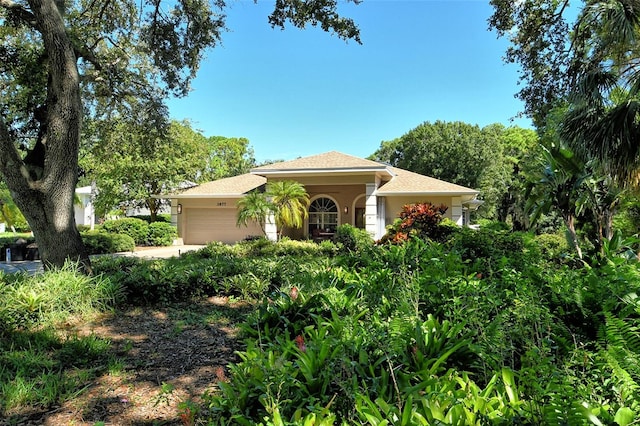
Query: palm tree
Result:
<box><xmin>266</xmin><ymin>180</ymin><xmax>309</xmax><ymax>239</ymax></box>
<box><xmin>236</xmin><ymin>190</ymin><xmax>271</xmax><ymax>235</ymax></box>
<box><xmin>560</xmin><ymin>0</ymin><xmax>640</xmax><ymax>187</ymax></box>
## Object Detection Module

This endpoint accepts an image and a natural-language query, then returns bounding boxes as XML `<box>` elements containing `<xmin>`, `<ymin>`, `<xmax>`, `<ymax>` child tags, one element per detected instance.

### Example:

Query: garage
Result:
<box><xmin>184</xmin><ymin>207</ymin><xmax>263</xmax><ymax>244</ymax></box>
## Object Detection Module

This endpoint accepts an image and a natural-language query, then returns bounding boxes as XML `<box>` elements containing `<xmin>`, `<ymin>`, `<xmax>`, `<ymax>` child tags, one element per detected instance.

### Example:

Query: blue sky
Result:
<box><xmin>167</xmin><ymin>0</ymin><xmax>531</xmax><ymax>163</ymax></box>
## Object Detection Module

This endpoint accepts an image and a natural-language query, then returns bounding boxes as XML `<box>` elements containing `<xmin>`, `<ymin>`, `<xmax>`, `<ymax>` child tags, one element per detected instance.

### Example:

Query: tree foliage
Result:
<box><xmin>267</xmin><ymin>180</ymin><xmax>309</xmax><ymax>238</ymax></box>
<box><xmin>85</xmin><ymin>119</ymin><xmax>209</xmax><ymax>221</ymax></box>
<box><xmin>237</xmin><ymin>181</ymin><xmax>309</xmax><ymax>239</ymax></box>
<box><xmin>202</xmin><ymin>136</ymin><xmax>255</xmax><ymax>182</ymax></box>
<box><xmin>490</xmin><ymin>0</ymin><xmax>640</xmax><ymax>186</ymax></box>
<box><xmin>370</xmin><ymin>121</ymin><xmax>538</xmax><ymax>221</ymax></box>
<box><xmin>236</xmin><ymin>190</ymin><xmax>270</xmax><ymax>236</ymax></box>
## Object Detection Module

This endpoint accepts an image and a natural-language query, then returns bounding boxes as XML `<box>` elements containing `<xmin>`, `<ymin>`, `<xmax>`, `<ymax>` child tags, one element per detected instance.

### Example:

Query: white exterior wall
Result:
<box><xmin>74</xmin><ymin>186</ymin><xmax>95</xmax><ymax>229</ymax></box>
<box><xmin>365</xmin><ymin>183</ymin><xmax>378</xmax><ymax>238</ymax></box>
<box><xmin>451</xmin><ymin>197</ymin><xmax>463</xmax><ymax>225</ymax></box>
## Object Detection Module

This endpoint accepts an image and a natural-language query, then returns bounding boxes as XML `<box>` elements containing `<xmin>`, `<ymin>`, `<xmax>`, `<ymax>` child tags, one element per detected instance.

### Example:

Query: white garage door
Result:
<box><xmin>184</xmin><ymin>208</ymin><xmax>262</xmax><ymax>244</ymax></box>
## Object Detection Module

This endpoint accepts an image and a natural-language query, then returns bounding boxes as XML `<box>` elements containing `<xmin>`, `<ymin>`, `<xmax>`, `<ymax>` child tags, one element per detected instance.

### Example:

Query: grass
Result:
<box><xmin>0</xmin><ymin>265</ymin><xmax>125</xmax><ymax>416</ymax></box>
<box><xmin>0</xmin><ymin>232</ymin><xmax>32</xmax><ymax>239</ymax></box>
<box><xmin>0</xmin><ymin>328</ymin><xmax>113</xmax><ymax>415</ymax></box>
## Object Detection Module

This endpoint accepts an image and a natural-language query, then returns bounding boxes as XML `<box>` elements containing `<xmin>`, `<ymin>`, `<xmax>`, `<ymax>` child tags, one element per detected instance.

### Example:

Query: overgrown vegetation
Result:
<box><xmin>2</xmin><ymin>234</ymin><xmax>640</xmax><ymax>424</ymax></box>
<box><xmin>0</xmin><ymin>264</ymin><xmax>124</xmax><ymax>416</ymax></box>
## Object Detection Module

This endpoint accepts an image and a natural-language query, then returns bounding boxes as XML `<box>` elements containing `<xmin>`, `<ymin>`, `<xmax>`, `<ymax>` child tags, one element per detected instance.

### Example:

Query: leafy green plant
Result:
<box><xmin>101</xmin><ymin>217</ymin><xmax>149</xmax><ymax>245</ymax></box>
<box><xmin>334</xmin><ymin>224</ymin><xmax>374</xmax><ymax>253</ymax></box>
<box><xmin>81</xmin><ymin>230</ymin><xmax>136</xmax><ymax>254</ymax></box>
<box><xmin>146</xmin><ymin>221</ymin><xmax>177</xmax><ymax>246</ymax></box>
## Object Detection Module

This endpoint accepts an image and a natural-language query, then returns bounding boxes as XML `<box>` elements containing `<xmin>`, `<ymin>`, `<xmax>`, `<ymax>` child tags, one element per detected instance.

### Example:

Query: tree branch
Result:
<box><xmin>0</xmin><ymin>0</ymin><xmax>38</xmax><ymax>28</ymax></box>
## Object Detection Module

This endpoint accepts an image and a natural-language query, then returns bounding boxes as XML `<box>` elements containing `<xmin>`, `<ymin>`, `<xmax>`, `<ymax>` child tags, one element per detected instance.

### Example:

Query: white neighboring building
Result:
<box><xmin>75</xmin><ymin>186</ymin><xmax>95</xmax><ymax>229</ymax></box>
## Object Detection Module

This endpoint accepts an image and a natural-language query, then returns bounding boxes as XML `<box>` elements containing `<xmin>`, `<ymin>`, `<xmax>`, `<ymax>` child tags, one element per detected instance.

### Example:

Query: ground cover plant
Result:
<box><xmin>1</xmin><ymin>232</ymin><xmax>640</xmax><ymax>425</ymax></box>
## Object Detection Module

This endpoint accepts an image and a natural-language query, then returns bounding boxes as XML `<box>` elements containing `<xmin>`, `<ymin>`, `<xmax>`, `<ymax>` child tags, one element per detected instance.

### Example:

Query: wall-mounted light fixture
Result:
<box><xmin>177</xmin><ymin>204</ymin><xmax>183</xmax><ymax>214</ymax></box>
<box><xmin>343</xmin><ymin>206</ymin><xmax>348</xmax><ymax>214</ymax></box>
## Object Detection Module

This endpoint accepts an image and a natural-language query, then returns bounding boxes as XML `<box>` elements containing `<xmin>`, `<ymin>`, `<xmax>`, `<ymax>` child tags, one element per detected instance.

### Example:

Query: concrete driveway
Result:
<box><xmin>0</xmin><ymin>245</ymin><xmax>206</xmax><ymax>275</ymax></box>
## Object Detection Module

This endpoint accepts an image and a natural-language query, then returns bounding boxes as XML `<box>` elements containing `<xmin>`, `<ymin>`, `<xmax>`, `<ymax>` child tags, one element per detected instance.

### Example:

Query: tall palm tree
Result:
<box><xmin>236</xmin><ymin>190</ymin><xmax>270</xmax><ymax>235</ymax></box>
<box><xmin>266</xmin><ymin>180</ymin><xmax>309</xmax><ymax>239</ymax></box>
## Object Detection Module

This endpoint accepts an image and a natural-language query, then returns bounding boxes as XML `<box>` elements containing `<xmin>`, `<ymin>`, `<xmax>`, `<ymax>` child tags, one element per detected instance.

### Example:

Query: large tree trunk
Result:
<box><xmin>0</xmin><ymin>0</ymin><xmax>90</xmax><ymax>272</ymax></box>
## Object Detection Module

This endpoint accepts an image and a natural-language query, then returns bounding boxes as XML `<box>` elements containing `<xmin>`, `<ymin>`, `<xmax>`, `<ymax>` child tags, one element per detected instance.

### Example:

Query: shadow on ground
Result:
<box><xmin>2</xmin><ymin>297</ymin><xmax>251</xmax><ymax>426</ymax></box>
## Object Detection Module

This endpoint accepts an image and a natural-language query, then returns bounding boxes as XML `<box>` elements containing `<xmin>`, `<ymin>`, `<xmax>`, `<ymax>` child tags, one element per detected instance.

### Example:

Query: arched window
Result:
<box><xmin>308</xmin><ymin>197</ymin><xmax>338</xmax><ymax>234</ymax></box>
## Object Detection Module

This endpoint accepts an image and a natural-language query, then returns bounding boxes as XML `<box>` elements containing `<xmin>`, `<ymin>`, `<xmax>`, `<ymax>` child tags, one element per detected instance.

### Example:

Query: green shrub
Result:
<box><xmin>146</xmin><ymin>222</ymin><xmax>177</xmax><ymax>246</ymax></box>
<box><xmin>535</xmin><ymin>232</ymin><xmax>570</xmax><ymax>263</ymax></box>
<box><xmin>334</xmin><ymin>224</ymin><xmax>374</xmax><ymax>253</ymax></box>
<box><xmin>477</xmin><ymin>219</ymin><xmax>511</xmax><ymax>231</ymax></box>
<box><xmin>131</xmin><ymin>214</ymin><xmax>171</xmax><ymax>223</ymax></box>
<box><xmin>81</xmin><ymin>231</ymin><xmax>135</xmax><ymax>254</ymax></box>
<box><xmin>91</xmin><ymin>256</ymin><xmax>243</xmax><ymax>304</ymax></box>
<box><xmin>76</xmin><ymin>224</ymin><xmax>91</xmax><ymax>232</ymax></box>
<box><xmin>101</xmin><ymin>218</ymin><xmax>149</xmax><ymax>245</ymax></box>
<box><xmin>432</xmin><ymin>217</ymin><xmax>461</xmax><ymax>242</ymax></box>
<box><xmin>448</xmin><ymin>227</ymin><xmax>536</xmax><ymax>276</ymax></box>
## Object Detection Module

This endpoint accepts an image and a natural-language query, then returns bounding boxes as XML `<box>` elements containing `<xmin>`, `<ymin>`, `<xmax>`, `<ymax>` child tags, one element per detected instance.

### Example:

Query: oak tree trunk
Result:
<box><xmin>0</xmin><ymin>0</ymin><xmax>90</xmax><ymax>271</ymax></box>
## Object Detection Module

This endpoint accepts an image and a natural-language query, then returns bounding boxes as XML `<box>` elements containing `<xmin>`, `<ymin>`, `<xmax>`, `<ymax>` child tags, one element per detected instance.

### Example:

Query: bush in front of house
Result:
<box><xmin>334</xmin><ymin>224</ymin><xmax>374</xmax><ymax>253</ymax></box>
<box><xmin>131</xmin><ymin>214</ymin><xmax>171</xmax><ymax>223</ymax></box>
<box><xmin>146</xmin><ymin>222</ymin><xmax>177</xmax><ymax>246</ymax></box>
<box><xmin>379</xmin><ymin>202</ymin><xmax>449</xmax><ymax>244</ymax></box>
<box><xmin>81</xmin><ymin>230</ymin><xmax>135</xmax><ymax>254</ymax></box>
<box><xmin>101</xmin><ymin>218</ymin><xmax>149</xmax><ymax>245</ymax></box>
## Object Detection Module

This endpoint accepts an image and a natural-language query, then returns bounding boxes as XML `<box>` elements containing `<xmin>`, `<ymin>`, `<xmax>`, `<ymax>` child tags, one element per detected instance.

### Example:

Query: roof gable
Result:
<box><xmin>377</xmin><ymin>167</ymin><xmax>478</xmax><ymax>195</ymax></box>
<box><xmin>176</xmin><ymin>174</ymin><xmax>266</xmax><ymax>197</ymax></box>
<box><xmin>252</xmin><ymin>151</ymin><xmax>387</xmax><ymax>173</ymax></box>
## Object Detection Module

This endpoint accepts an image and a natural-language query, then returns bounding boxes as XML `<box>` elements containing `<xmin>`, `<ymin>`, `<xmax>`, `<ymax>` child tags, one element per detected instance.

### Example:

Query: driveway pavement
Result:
<box><xmin>0</xmin><ymin>245</ymin><xmax>206</xmax><ymax>275</ymax></box>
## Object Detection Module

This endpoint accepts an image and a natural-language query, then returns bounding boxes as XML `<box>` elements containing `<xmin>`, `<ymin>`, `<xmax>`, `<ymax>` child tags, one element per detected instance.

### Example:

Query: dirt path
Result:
<box><xmin>8</xmin><ymin>297</ymin><xmax>249</xmax><ymax>426</ymax></box>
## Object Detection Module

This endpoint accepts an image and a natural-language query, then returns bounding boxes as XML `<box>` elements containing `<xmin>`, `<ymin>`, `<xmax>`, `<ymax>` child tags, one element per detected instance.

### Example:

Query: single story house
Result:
<box><xmin>164</xmin><ymin>151</ymin><xmax>482</xmax><ymax>244</ymax></box>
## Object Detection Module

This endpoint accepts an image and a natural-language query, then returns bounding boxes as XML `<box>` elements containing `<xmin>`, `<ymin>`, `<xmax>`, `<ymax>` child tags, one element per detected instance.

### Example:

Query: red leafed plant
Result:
<box><xmin>294</xmin><ymin>334</ymin><xmax>306</xmax><ymax>352</ymax></box>
<box><xmin>380</xmin><ymin>202</ymin><xmax>449</xmax><ymax>244</ymax></box>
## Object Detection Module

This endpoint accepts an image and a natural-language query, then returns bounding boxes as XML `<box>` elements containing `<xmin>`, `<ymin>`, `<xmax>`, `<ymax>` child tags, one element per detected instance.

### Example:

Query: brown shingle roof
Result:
<box><xmin>175</xmin><ymin>174</ymin><xmax>266</xmax><ymax>197</ymax></box>
<box><xmin>377</xmin><ymin>167</ymin><xmax>479</xmax><ymax>195</ymax></box>
<box><xmin>252</xmin><ymin>151</ymin><xmax>387</xmax><ymax>172</ymax></box>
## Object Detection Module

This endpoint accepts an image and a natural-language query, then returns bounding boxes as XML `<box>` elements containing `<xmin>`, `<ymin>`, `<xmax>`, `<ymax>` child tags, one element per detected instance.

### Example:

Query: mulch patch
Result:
<box><xmin>2</xmin><ymin>297</ymin><xmax>249</xmax><ymax>426</ymax></box>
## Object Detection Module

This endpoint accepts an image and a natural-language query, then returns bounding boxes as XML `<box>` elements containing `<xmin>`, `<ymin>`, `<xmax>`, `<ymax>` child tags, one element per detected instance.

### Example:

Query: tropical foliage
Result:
<box><xmin>3</xmin><ymin>231</ymin><xmax>640</xmax><ymax>424</ymax></box>
<box><xmin>490</xmin><ymin>0</ymin><xmax>640</xmax><ymax>187</ymax></box>
<box><xmin>237</xmin><ymin>181</ymin><xmax>309</xmax><ymax>239</ymax></box>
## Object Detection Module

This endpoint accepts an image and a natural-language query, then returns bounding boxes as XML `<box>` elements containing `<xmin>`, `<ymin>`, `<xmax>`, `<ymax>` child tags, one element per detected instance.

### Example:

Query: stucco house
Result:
<box><xmin>165</xmin><ymin>151</ymin><xmax>482</xmax><ymax>244</ymax></box>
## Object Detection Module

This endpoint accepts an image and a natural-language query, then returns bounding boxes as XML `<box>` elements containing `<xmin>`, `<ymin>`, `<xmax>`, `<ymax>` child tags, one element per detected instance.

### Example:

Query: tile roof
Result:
<box><xmin>252</xmin><ymin>151</ymin><xmax>387</xmax><ymax>172</ymax></box>
<box><xmin>175</xmin><ymin>174</ymin><xmax>266</xmax><ymax>197</ymax></box>
<box><xmin>377</xmin><ymin>167</ymin><xmax>479</xmax><ymax>195</ymax></box>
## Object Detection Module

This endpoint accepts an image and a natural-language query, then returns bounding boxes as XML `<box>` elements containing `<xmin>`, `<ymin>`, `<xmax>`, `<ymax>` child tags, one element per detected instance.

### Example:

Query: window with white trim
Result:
<box><xmin>308</xmin><ymin>197</ymin><xmax>338</xmax><ymax>234</ymax></box>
